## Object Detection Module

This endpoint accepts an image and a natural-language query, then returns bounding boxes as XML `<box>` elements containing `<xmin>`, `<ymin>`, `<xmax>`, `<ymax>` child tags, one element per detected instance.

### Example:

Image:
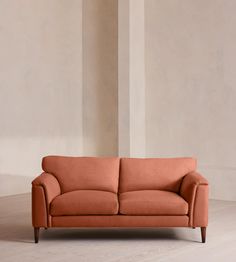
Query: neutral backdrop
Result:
<box><xmin>0</xmin><ymin>0</ymin><xmax>235</xmax><ymax>201</ymax></box>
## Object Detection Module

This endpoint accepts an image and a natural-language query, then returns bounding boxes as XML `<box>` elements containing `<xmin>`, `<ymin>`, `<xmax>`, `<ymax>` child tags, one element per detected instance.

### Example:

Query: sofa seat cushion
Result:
<box><xmin>119</xmin><ymin>190</ymin><xmax>188</xmax><ymax>215</ymax></box>
<box><xmin>51</xmin><ymin>190</ymin><xmax>119</xmax><ymax>216</ymax></box>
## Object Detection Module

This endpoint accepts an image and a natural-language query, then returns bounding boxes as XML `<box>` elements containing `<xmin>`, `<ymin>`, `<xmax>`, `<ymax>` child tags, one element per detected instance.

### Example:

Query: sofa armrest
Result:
<box><xmin>180</xmin><ymin>171</ymin><xmax>209</xmax><ymax>227</ymax></box>
<box><xmin>32</xmin><ymin>172</ymin><xmax>61</xmax><ymax>227</ymax></box>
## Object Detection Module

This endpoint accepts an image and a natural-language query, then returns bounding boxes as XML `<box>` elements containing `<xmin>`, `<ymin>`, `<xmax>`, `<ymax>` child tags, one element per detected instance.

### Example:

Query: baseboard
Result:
<box><xmin>0</xmin><ymin>174</ymin><xmax>32</xmax><ymax>197</ymax></box>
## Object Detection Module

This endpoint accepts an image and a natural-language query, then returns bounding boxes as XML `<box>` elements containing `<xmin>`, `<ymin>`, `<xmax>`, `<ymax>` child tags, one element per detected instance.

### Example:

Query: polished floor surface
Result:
<box><xmin>0</xmin><ymin>193</ymin><xmax>236</xmax><ymax>262</ymax></box>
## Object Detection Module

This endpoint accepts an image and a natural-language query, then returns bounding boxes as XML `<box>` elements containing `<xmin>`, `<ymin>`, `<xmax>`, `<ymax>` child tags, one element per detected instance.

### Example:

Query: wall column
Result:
<box><xmin>118</xmin><ymin>0</ymin><xmax>146</xmax><ymax>157</ymax></box>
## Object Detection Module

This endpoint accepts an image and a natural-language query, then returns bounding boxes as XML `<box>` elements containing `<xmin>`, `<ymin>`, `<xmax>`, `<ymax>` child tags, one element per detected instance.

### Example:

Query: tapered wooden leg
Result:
<box><xmin>201</xmin><ymin>227</ymin><xmax>206</xmax><ymax>243</ymax></box>
<box><xmin>34</xmin><ymin>227</ymin><xmax>39</xmax><ymax>243</ymax></box>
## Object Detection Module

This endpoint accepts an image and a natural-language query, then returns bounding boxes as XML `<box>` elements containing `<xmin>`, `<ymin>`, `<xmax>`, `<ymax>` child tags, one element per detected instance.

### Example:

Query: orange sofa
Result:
<box><xmin>32</xmin><ymin>156</ymin><xmax>209</xmax><ymax>243</ymax></box>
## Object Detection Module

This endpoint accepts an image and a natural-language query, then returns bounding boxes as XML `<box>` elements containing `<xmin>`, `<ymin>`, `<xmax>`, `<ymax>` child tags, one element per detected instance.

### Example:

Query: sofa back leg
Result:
<box><xmin>34</xmin><ymin>227</ymin><xmax>40</xmax><ymax>243</ymax></box>
<box><xmin>201</xmin><ymin>227</ymin><xmax>206</xmax><ymax>243</ymax></box>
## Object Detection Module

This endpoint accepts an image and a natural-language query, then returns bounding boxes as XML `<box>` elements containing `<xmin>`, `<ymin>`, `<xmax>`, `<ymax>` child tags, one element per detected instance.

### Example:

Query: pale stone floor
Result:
<box><xmin>0</xmin><ymin>193</ymin><xmax>236</xmax><ymax>262</ymax></box>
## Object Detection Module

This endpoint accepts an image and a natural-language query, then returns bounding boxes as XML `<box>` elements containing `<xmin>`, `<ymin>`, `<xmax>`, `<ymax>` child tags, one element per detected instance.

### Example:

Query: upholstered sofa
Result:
<box><xmin>32</xmin><ymin>156</ymin><xmax>209</xmax><ymax>243</ymax></box>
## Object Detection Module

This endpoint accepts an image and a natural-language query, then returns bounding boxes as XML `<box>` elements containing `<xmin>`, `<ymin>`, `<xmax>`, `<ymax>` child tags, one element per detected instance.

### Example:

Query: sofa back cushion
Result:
<box><xmin>42</xmin><ymin>156</ymin><xmax>120</xmax><ymax>194</ymax></box>
<box><xmin>119</xmin><ymin>158</ymin><xmax>196</xmax><ymax>193</ymax></box>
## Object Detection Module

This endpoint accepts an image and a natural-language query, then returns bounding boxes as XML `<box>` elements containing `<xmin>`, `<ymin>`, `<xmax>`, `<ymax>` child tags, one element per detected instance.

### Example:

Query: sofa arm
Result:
<box><xmin>180</xmin><ymin>171</ymin><xmax>209</xmax><ymax>227</ymax></box>
<box><xmin>32</xmin><ymin>172</ymin><xmax>61</xmax><ymax>227</ymax></box>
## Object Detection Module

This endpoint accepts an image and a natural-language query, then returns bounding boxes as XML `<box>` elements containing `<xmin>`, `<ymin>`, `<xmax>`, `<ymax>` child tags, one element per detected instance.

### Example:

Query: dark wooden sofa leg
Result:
<box><xmin>34</xmin><ymin>227</ymin><xmax>40</xmax><ymax>243</ymax></box>
<box><xmin>201</xmin><ymin>227</ymin><xmax>206</xmax><ymax>243</ymax></box>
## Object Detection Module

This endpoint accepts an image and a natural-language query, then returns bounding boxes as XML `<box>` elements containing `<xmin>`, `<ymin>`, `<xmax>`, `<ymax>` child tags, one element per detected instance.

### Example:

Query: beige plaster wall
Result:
<box><xmin>145</xmin><ymin>0</ymin><xmax>236</xmax><ymax>200</ymax></box>
<box><xmin>83</xmin><ymin>0</ymin><xmax>118</xmax><ymax>156</ymax></box>
<box><xmin>0</xmin><ymin>0</ymin><xmax>118</xmax><ymax>196</ymax></box>
<box><xmin>118</xmin><ymin>0</ymin><xmax>146</xmax><ymax>157</ymax></box>
<box><xmin>0</xmin><ymin>0</ymin><xmax>83</xmax><ymax>195</ymax></box>
<box><xmin>1</xmin><ymin>0</ymin><xmax>234</xmax><ymax>201</ymax></box>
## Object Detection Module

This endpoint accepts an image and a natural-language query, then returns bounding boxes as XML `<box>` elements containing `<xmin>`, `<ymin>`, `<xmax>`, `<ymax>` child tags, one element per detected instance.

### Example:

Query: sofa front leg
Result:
<box><xmin>34</xmin><ymin>227</ymin><xmax>40</xmax><ymax>243</ymax></box>
<box><xmin>201</xmin><ymin>227</ymin><xmax>206</xmax><ymax>243</ymax></box>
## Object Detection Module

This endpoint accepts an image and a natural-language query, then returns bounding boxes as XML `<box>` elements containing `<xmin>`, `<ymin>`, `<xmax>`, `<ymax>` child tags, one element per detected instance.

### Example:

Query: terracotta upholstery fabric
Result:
<box><xmin>52</xmin><ymin>215</ymin><xmax>189</xmax><ymax>227</ymax></box>
<box><xmin>180</xmin><ymin>171</ymin><xmax>209</xmax><ymax>227</ymax></box>
<box><xmin>51</xmin><ymin>190</ymin><xmax>119</xmax><ymax>216</ymax></box>
<box><xmin>119</xmin><ymin>158</ymin><xmax>197</xmax><ymax>193</ymax></box>
<box><xmin>32</xmin><ymin>156</ymin><xmax>208</xmax><ymax>231</ymax></box>
<box><xmin>42</xmin><ymin>156</ymin><xmax>120</xmax><ymax>194</ymax></box>
<box><xmin>192</xmin><ymin>185</ymin><xmax>209</xmax><ymax>227</ymax></box>
<box><xmin>32</xmin><ymin>186</ymin><xmax>48</xmax><ymax>227</ymax></box>
<box><xmin>32</xmin><ymin>172</ymin><xmax>61</xmax><ymax>227</ymax></box>
<box><xmin>119</xmin><ymin>190</ymin><xmax>188</xmax><ymax>215</ymax></box>
<box><xmin>32</xmin><ymin>172</ymin><xmax>61</xmax><ymax>204</ymax></box>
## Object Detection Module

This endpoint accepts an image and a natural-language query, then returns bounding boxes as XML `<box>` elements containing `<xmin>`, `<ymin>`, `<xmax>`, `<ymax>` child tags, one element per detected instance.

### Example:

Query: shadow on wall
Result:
<box><xmin>82</xmin><ymin>0</ymin><xmax>118</xmax><ymax>157</ymax></box>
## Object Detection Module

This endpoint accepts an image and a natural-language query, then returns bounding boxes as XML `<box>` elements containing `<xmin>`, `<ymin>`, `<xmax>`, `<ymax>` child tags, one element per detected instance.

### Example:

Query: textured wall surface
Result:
<box><xmin>145</xmin><ymin>0</ymin><xmax>236</xmax><ymax>200</ymax></box>
<box><xmin>0</xmin><ymin>0</ymin><xmax>83</xmax><ymax>195</ymax></box>
<box><xmin>0</xmin><ymin>0</ymin><xmax>235</xmax><ymax>200</ymax></box>
<box><xmin>118</xmin><ymin>0</ymin><xmax>146</xmax><ymax>157</ymax></box>
<box><xmin>83</xmin><ymin>0</ymin><xmax>118</xmax><ymax>156</ymax></box>
<box><xmin>0</xmin><ymin>0</ymin><xmax>118</xmax><ymax>196</ymax></box>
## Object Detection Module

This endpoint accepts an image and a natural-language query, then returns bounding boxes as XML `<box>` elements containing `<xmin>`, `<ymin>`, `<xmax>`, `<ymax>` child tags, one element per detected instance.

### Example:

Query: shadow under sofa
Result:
<box><xmin>32</xmin><ymin>156</ymin><xmax>209</xmax><ymax>243</ymax></box>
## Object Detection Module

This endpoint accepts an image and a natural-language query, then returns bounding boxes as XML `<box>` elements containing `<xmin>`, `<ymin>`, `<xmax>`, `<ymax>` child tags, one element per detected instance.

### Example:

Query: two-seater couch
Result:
<box><xmin>32</xmin><ymin>156</ymin><xmax>209</xmax><ymax>243</ymax></box>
